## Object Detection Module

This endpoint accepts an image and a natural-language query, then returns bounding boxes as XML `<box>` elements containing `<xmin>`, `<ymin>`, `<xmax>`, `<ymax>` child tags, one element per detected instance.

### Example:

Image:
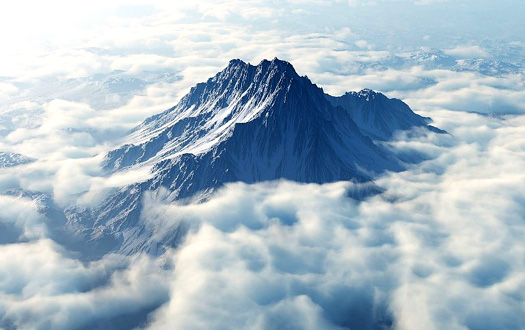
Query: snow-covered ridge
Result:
<box><xmin>65</xmin><ymin>58</ymin><xmax>446</xmax><ymax>257</ymax></box>
<box><xmin>105</xmin><ymin>58</ymin><xmax>438</xmax><ymax>173</ymax></box>
<box><xmin>105</xmin><ymin>58</ymin><xmax>308</xmax><ymax>171</ymax></box>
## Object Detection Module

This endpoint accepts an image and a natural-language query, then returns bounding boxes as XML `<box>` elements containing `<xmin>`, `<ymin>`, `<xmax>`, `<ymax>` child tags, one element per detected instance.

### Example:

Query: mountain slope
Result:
<box><xmin>66</xmin><ymin>58</ymin><xmax>441</xmax><ymax>257</ymax></box>
<box><xmin>326</xmin><ymin>89</ymin><xmax>443</xmax><ymax>141</ymax></box>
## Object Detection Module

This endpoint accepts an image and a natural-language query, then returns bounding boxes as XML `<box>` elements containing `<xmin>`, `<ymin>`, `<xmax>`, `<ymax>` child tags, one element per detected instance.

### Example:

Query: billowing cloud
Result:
<box><xmin>0</xmin><ymin>240</ymin><xmax>169</xmax><ymax>330</ymax></box>
<box><xmin>142</xmin><ymin>111</ymin><xmax>525</xmax><ymax>329</ymax></box>
<box><xmin>1</xmin><ymin>108</ymin><xmax>525</xmax><ymax>329</ymax></box>
<box><xmin>0</xmin><ymin>194</ymin><xmax>47</xmax><ymax>242</ymax></box>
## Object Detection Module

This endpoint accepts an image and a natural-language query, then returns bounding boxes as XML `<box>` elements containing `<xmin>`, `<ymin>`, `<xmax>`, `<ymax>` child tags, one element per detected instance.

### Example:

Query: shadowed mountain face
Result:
<box><xmin>105</xmin><ymin>59</ymin><xmax>404</xmax><ymax>177</ymax></box>
<box><xmin>326</xmin><ymin>89</ymin><xmax>444</xmax><ymax>141</ymax></box>
<box><xmin>65</xmin><ymin>58</ymin><xmax>442</xmax><ymax>257</ymax></box>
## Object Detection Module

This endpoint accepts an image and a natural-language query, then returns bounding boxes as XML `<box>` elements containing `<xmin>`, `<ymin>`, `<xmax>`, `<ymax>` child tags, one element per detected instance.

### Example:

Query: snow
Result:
<box><xmin>0</xmin><ymin>151</ymin><xmax>34</xmax><ymax>168</ymax></box>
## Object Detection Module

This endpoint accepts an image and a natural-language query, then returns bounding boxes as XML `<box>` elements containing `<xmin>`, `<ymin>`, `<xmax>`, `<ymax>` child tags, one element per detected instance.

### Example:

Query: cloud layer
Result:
<box><xmin>141</xmin><ymin>111</ymin><xmax>525</xmax><ymax>329</ymax></box>
<box><xmin>2</xmin><ymin>109</ymin><xmax>524</xmax><ymax>329</ymax></box>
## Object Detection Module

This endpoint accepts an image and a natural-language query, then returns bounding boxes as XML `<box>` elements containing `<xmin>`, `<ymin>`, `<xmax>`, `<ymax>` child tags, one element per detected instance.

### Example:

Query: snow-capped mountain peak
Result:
<box><xmin>71</xmin><ymin>58</ymin><xmax>444</xmax><ymax>256</ymax></box>
<box><xmin>105</xmin><ymin>58</ymin><xmax>320</xmax><ymax>171</ymax></box>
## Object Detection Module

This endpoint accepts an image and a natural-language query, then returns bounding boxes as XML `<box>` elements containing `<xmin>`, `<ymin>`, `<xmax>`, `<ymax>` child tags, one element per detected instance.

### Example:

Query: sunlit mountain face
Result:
<box><xmin>1</xmin><ymin>1</ymin><xmax>525</xmax><ymax>329</ymax></box>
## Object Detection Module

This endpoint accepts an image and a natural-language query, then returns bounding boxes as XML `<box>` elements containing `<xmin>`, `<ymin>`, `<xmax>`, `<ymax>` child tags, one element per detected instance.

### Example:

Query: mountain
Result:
<box><xmin>105</xmin><ymin>59</ymin><xmax>404</xmax><ymax>178</ymax></box>
<box><xmin>364</xmin><ymin>49</ymin><xmax>522</xmax><ymax>78</ymax></box>
<box><xmin>64</xmin><ymin>58</ymin><xmax>442</xmax><ymax>258</ymax></box>
<box><xmin>0</xmin><ymin>152</ymin><xmax>34</xmax><ymax>168</ymax></box>
<box><xmin>325</xmin><ymin>89</ymin><xmax>443</xmax><ymax>141</ymax></box>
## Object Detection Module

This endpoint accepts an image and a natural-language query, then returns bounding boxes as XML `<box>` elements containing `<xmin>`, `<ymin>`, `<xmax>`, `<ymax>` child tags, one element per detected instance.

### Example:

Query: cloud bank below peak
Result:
<box><xmin>138</xmin><ymin>110</ymin><xmax>525</xmax><ymax>329</ymax></box>
<box><xmin>1</xmin><ymin>107</ymin><xmax>525</xmax><ymax>329</ymax></box>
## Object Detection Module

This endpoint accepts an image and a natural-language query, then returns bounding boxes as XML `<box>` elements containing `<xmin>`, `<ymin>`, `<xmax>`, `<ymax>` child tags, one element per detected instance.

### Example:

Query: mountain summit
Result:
<box><xmin>68</xmin><ymin>58</ymin><xmax>442</xmax><ymax>257</ymax></box>
<box><xmin>105</xmin><ymin>58</ymin><xmax>405</xmax><ymax>184</ymax></box>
